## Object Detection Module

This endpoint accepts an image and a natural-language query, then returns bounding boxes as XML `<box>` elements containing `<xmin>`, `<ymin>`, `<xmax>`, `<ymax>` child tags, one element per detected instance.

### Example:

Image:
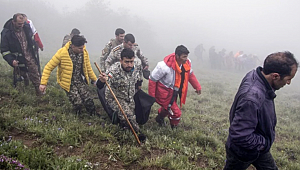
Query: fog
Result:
<box><xmin>1</xmin><ymin>0</ymin><xmax>300</xmax><ymax>63</ymax></box>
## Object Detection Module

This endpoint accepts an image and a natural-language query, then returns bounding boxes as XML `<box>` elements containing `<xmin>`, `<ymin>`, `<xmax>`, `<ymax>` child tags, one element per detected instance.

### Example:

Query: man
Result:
<box><xmin>104</xmin><ymin>33</ymin><xmax>149</xmax><ymax>79</ymax></box>
<box><xmin>99</xmin><ymin>28</ymin><xmax>125</xmax><ymax>72</ymax></box>
<box><xmin>194</xmin><ymin>44</ymin><xmax>205</xmax><ymax>61</ymax></box>
<box><xmin>1</xmin><ymin>13</ymin><xmax>42</xmax><ymax>95</ymax></box>
<box><xmin>224</xmin><ymin>51</ymin><xmax>298</xmax><ymax>170</ymax></box>
<box><xmin>97</xmin><ymin>48</ymin><xmax>143</xmax><ymax>135</ymax></box>
<box><xmin>39</xmin><ymin>35</ymin><xmax>98</xmax><ymax>115</ymax></box>
<box><xmin>148</xmin><ymin>45</ymin><xmax>202</xmax><ymax>129</ymax></box>
<box><xmin>209</xmin><ymin>46</ymin><xmax>217</xmax><ymax>69</ymax></box>
<box><xmin>62</xmin><ymin>28</ymin><xmax>80</xmax><ymax>47</ymax></box>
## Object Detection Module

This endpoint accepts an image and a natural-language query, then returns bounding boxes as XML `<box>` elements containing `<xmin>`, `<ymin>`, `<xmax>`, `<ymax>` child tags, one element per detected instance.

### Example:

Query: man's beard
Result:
<box><xmin>14</xmin><ymin>26</ymin><xmax>22</xmax><ymax>32</ymax></box>
<box><xmin>122</xmin><ymin>65</ymin><xmax>133</xmax><ymax>72</ymax></box>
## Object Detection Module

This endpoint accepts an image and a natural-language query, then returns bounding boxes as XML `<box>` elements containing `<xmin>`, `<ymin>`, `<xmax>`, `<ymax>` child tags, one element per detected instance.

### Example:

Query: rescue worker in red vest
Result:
<box><xmin>148</xmin><ymin>45</ymin><xmax>202</xmax><ymax>129</ymax></box>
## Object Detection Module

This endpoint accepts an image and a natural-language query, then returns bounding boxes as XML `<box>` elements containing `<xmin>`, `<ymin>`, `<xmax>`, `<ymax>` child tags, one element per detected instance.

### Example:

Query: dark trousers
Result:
<box><xmin>223</xmin><ymin>147</ymin><xmax>278</xmax><ymax>170</ymax></box>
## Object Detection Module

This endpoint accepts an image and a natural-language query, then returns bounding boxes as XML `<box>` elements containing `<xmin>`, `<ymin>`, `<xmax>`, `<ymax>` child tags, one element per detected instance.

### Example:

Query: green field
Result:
<box><xmin>0</xmin><ymin>56</ymin><xmax>300</xmax><ymax>170</ymax></box>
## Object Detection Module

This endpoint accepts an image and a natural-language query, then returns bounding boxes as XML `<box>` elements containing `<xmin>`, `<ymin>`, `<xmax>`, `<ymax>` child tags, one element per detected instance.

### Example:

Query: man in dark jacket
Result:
<box><xmin>1</xmin><ymin>13</ymin><xmax>41</xmax><ymax>95</ymax></box>
<box><xmin>224</xmin><ymin>51</ymin><xmax>298</xmax><ymax>170</ymax></box>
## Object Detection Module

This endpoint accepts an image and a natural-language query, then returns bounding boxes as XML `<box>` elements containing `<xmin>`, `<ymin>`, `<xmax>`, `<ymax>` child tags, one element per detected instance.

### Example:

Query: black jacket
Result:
<box><xmin>226</xmin><ymin>67</ymin><xmax>277</xmax><ymax>162</ymax></box>
<box><xmin>1</xmin><ymin>18</ymin><xmax>37</xmax><ymax>70</ymax></box>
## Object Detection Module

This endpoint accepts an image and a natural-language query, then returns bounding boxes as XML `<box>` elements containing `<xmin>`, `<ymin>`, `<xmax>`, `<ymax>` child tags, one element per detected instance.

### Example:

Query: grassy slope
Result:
<box><xmin>0</xmin><ymin>57</ymin><xmax>300</xmax><ymax>170</ymax></box>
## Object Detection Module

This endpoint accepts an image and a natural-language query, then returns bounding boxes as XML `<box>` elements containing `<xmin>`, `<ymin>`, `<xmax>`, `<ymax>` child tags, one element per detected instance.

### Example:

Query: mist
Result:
<box><xmin>1</xmin><ymin>0</ymin><xmax>300</xmax><ymax>66</ymax></box>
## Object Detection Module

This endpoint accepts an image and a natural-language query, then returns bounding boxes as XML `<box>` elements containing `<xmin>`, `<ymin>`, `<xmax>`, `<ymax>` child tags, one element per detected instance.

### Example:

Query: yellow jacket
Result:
<box><xmin>40</xmin><ymin>42</ymin><xmax>97</xmax><ymax>92</ymax></box>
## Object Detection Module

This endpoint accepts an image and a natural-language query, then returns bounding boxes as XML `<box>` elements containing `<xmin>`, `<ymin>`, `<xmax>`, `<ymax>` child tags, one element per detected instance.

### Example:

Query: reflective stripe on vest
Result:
<box><xmin>169</xmin><ymin>117</ymin><xmax>180</xmax><ymax>120</ymax></box>
<box><xmin>2</xmin><ymin>51</ymin><xmax>11</xmax><ymax>56</ymax></box>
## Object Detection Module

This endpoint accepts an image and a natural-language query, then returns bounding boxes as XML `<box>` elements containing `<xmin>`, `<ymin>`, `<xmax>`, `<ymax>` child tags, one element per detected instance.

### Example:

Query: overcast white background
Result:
<box><xmin>41</xmin><ymin>0</ymin><xmax>300</xmax><ymax>60</ymax></box>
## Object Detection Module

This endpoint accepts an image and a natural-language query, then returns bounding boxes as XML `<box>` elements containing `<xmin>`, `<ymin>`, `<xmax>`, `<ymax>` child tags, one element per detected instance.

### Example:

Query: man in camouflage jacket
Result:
<box><xmin>105</xmin><ymin>34</ymin><xmax>149</xmax><ymax>79</ymax></box>
<box><xmin>99</xmin><ymin>28</ymin><xmax>125</xmax><ymax>72</ymax></box>
<box><xmin>97</xmin><ymin>48</ymin><xmax>142</xmax><ymax>133</ymax></box>
<box><xmin>62</xmin><ymin>28</ymin><xmax>80</xmax><ymax>47</ymax></box>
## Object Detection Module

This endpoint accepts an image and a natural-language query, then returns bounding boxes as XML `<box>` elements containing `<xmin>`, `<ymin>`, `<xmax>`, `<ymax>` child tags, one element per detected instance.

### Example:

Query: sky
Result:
<box><xmin>42</xmin><ymin>0</ymin><xmax>300</xmax><ymax>60</ymax></box>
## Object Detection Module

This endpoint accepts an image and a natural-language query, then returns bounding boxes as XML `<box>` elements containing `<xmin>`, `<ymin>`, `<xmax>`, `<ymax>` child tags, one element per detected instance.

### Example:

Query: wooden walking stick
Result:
<box><xmin>94</xmin><ymin>62</ymin><xmax>141</xmax><ymax>145</ymax></box>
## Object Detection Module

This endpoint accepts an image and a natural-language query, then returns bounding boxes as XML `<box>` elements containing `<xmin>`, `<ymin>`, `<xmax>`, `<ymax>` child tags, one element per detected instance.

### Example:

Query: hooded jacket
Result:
<box><xmin>148</xmin><ymin>53</ymin><xmax>201</xmax><ymax>109</ymax></box>
<box><xmin>226</xmin><ymin>67</ymin><xmax>277</xmax><ymax>162</ymax></box>
<box><xmin>1</xmin><ymin>18</ymin><xmax>37</xmax><ymax>69</ymax></box>
<box><xmin>40</xmin><ymin>42</ymin><xmax>97</xmax><ymax>92</ymax></box>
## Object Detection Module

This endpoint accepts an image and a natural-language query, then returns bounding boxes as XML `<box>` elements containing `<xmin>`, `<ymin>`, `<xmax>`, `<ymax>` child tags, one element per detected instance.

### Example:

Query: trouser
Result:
<box><xmin>66</xmin><ymin>83</ymin><xmax>96</xmax><ymax>115</ymax></box>
<box><xmin>158</xmin><ymin>101</ymin><xmax>182</xmax><ymax>126</ymax></box>
<box><xmin>107</xmin><ymin>98</ymin><xmax>140</xmax><ymax>132</ymax></box>
<box><xmin>223</xmin><ymin>146</ymin><xmax>278</xmax><ymax>170</ymax></box>
<box><xmin>20</xmin><ymin>56</ymin><xmax>40</xmax><ymax>87</ymax></box>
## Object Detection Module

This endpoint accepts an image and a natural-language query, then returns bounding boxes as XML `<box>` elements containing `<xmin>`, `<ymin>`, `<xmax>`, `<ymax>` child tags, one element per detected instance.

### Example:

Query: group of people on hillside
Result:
<box><xmin>210</xmin><ymin>48</ymin><xmax>260</xmax><ymax>71</ymax></box>
<box><xmin>1</xmin><ymin>13</ymin><xmax>298</xmax><ymax>170</ymax></box>
<box><xmin>0</xmin><ymin>13</ymin><xmax>202</xmax><ymax>138</ymax></box>
<box><xmin>194</xmin><ymin>44</ymin><xmax>261</xmax><ymax>71</ymax></box>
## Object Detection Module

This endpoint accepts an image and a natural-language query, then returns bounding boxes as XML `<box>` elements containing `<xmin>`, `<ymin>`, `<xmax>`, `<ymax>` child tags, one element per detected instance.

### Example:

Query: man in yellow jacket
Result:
<box><xmin>39</xmin><ymin>35</ymin><xmax>98</xmax><ymax>115</ymax></box>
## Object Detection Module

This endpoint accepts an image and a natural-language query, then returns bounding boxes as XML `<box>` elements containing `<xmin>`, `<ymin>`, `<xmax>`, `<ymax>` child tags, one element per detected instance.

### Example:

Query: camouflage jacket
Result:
<box><xmin>105</xmin><ymin>44</ymin><xmax>148</xmax><ymax>72</ymax></box>
<box><xmin>99</xmin><ymin>38</ymin><xmax>121</xmax><ymax>72</ymax></box>
<box><xmin>105</xmin><ymin>62</ymin><xmax>142</xmax><ymax>103</ymax></box>
<box><xmin>62</xmin><ymin>34</ymin><xmax>71</xmax><ymax>47</ymax></box>
<box><xmin>68</xmin><ymin>47</ymin><xmax>84</xmax><ymax>85</ymax></box>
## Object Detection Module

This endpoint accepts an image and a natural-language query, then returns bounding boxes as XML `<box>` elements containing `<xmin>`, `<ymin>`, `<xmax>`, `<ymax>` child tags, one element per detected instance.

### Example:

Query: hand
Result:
<box><xmin>12</xmin><ymin>60</ymin><xmax>19</xmax><ymax>67</ymax></box>
<box><xmin>143</xmin><ymin>65</ymin><xmax>149</xmax><ymax>70</ymax></box>
<box><xmin>195</xmin><ymin>89</ymin><xmax>201</xmax><ymax>95</ymax></box>
<box><xmin>39</xmin><ymin>85</ymin><xmax>47</xmax><ymax>93</ymax></box>
<box><xmin>98</xmin><ymin>73</ymin><xmax>108</xmax><ymax>83</ymax></box>
<box><xmin>40</xmin><ymin>47</ymin><xmax>44</xmax><ymax>51</ymax></box>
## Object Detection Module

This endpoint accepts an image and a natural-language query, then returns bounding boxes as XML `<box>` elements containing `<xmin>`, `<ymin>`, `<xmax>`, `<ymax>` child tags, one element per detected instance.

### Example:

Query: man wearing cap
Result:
<box><xmin>105</xmin><ymin>33</ymin><xmax>149</xmax><ymax>80</ymax></box>
<box><xmin>99</xmin><ymin>28</ymin><xmax>125</xmax><ymax>73</ymax></box>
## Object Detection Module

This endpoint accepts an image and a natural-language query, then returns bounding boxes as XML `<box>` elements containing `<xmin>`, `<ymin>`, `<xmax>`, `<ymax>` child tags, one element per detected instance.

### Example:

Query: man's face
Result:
<box><xmin>12</xmin><ymin>16</ymin><xmax>24</xmax><ymax>30</ymax></box>
<box><xmin>123</xmin><ymin>41</ymin><xmax>134</xmax><ymax>49</ymax></box>
<box><xmin>272</xmin><ymin>64</ymin><xmax>297</xmax><ymax>90</ymax></box>
<box><xmin>120</xmin><ymin>57</ymin><xmax>135</xmax><ymax>72</ymax></box>
<box><xmin>116</xmin><ymin>34</ymin><xmax>125</xmax><ymax>43</ymax></box>
<box><xmin>176</xmin><ymin>54</ymin><xmax>188</xmax><ymax>65</ymax></box>
<box><xmin>71</xmin><ymin>45</ymin><xmax>84</xmax><ymax>54</ymax></box>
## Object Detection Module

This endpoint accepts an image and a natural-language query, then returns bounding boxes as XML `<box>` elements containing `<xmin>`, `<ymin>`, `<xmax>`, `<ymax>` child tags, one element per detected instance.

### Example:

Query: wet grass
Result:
<box><xmin>0</xmin><ymin>58</ymin><xmax>300</xmax><ymax>169</ymax></box>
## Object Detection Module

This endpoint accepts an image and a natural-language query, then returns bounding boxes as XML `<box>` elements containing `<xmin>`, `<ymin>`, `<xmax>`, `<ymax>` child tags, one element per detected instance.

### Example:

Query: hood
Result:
<box><xmin>163</xmin><ymin>53</ymin><xmax>176</xmax><ymax>70</ymax></box>
<box><xmin>3</xmin><ymin>18</ymin><xmax>13</xmax><ymax>30</ymax></box>
<box><xmin>163</xmin><ymin>53</ymin><xmax>191</xmax><ymax>72</ymax></box>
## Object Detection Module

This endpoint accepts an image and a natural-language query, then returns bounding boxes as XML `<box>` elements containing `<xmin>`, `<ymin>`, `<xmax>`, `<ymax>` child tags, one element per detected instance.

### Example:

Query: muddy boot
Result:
<box><xmin>84</xmin><ymin>99</ymin><xmax>98</xmax><ymax>117</ymax></box>
<box><xmin>155</xmin><ymin>114</ymin><xmax>166</xmax><ymax>126</ymax></box>
<box><xmin>138</xmin><ymin>133</ymin><xmax>147</xmax><ymax>143</ymax></box>
<box><xmin>88</xmin><ymin>108</ymin><xmax>97</xmax><ymax>117</ymax></box>
<box><xmin>119</xmin><ymin>120</ymin><xmax>129</xmax><ymax>130</ymax></box>
<box><xmin>75</xmin><ymin>107</ymin><xmax>82</xmax><ymax>115</ymax></box>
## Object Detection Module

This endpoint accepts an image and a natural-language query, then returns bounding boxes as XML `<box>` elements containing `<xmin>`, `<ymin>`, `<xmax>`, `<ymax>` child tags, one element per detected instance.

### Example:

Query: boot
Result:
<box><xmin>74</xmin><ymin>105</ymin><xmax>82</xmax><ymax>115</ymax></box>
<box><xmin>119</xmin><ymin>120</ymin><xmax>129</xmax><ymax>130</ymax></box>
<box><xmin>138</xmin><ymin>133</ymin><xmax>147</xmax><ymax>143</ymax></box>
<box><xmin>155</xmin><ymin>114</ymin><xmax>166</xmax><ymax>126</ymax></box>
